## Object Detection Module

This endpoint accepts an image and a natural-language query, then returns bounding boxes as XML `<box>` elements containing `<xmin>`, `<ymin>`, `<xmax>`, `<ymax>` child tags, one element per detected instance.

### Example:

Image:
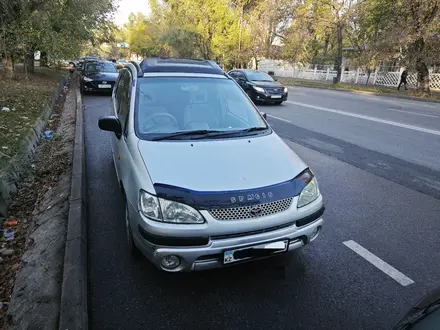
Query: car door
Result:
<box><xmin>112</xmin><ymin>69</ymin><xmax>132</xmax><ymax>185</ymax></box>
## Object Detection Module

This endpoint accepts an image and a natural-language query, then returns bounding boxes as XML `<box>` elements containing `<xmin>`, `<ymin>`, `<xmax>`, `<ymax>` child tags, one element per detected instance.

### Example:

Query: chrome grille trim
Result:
<box><xmin>266</xmin><ymin>87</ymin><xmax>283</xmax><ymax>94</ymax></box>
<box><xmin>208</xmin><ymin>197</ymin><xmax>293</xmax><ymax>220</ymax></box>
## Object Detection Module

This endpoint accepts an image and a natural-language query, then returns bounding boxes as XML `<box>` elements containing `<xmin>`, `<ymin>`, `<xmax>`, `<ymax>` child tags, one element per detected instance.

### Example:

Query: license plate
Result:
<box><xmin>223</xmin><ymin>240</ymin><xmax>288</xmax><ymax>264</ymax></box>
<box><xmin>98</xmin><ymin>84</ymin><xmax>112</xmax><ymax>88</ymax></box>
<box><xmin>271</xmin><ymin>95</ymin><xmax>282</xmax><ymax>99</ymax></box>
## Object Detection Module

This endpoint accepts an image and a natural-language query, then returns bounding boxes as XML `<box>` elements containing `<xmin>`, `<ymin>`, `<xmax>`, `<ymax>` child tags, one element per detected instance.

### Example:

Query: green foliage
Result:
<box><xmin>0</xmin><ymin>0</ymin><xmax>117</xmax><ymax>73</ymax></box>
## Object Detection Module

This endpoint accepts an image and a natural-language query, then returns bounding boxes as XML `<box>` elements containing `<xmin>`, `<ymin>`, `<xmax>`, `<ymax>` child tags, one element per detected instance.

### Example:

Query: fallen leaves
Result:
<box><xmin>0</xmin><ymin>68</ymin><xmax>66</xmax><ymax>167</ymax></box>
<box><xmin>0</xmin><ymin>72</ymin><xmax>69</xmax><ymax>328</ymax></box>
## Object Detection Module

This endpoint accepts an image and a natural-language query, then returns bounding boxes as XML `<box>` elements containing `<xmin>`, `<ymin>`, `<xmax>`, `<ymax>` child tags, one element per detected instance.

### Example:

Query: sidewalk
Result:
<box><xmin>276</xmin><ymin>77</ymin><xmax>440</xmax><ymax>103</ymax></box>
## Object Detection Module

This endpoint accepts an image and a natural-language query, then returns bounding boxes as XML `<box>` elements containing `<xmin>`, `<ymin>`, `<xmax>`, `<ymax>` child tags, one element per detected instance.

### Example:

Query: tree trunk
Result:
<box><xmin>24</xmin><ymin>51</ymin><xmax>35</xmax><ymax>74</ymax></box>
<box><xmin>414</xmin><ymin>37</ymin><xmax>430</xmax><ymax>95</ymax></box>
<box><xmin>2</xmin><ymin>56</ymin><xmax>14</xmax><ymax>79</ymax></box>
<box><xmin>40</xmin><ymin>51</ymin><xmax>48</xmax><ymax>67</ymax></box>
<box><xmin>365</xmin><ymin>70</ymin><xmax>371</xmax><ymax>86</ymax></box>
<box><xmin>335</xmin><ymin>22</ymin><xmax>343</xmax><ymax>83</ymax></box>
<box><xmin>416</xmin><ymin>60</ymin><xmax>430</xmax><ymax>95</ymax></box>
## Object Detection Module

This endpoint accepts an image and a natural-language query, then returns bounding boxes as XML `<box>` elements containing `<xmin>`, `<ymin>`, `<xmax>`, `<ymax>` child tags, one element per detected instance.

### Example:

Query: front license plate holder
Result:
<box><xmin>271</xmin><ymin>95</ymin><xmax>282</xmax><ymax>99</ymax></box>
<box><xmin>223</xmin><ymin>240</ymin><xmax>288</xmax><ymax>265</ymax></box>
<box><xmin>98</xmin><ymin>84</ymin><xmax>112</xmax><ymax>88</ymax></box>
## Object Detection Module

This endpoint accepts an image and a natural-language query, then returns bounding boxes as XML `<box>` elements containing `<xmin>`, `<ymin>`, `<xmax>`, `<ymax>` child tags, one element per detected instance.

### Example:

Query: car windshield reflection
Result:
<box><xmin>135</xmin><ymin>77</ymin><xmax>268</xmax><ymax>140</ymax></box>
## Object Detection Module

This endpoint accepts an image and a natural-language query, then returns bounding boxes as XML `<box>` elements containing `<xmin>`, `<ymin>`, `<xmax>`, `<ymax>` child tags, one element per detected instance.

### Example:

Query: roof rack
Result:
<box><xmin>138</xmin><ymin>57</ymin><xmax>224</xmax><ymax>76</ymax></box>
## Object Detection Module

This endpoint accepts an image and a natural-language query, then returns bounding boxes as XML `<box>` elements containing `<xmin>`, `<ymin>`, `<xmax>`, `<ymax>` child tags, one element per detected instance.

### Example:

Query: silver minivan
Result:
<box><xmin>98</xmin><ymin>58</ymin><xmax>325</xmax><ymax>272</ymax></box>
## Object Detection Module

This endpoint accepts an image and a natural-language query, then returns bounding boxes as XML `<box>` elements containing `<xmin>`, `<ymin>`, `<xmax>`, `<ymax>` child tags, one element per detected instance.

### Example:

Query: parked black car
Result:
<box><xmin>79</xmin><ymin>61</ymin><xmax>119</xmax><ymax>93</ymax></box>
<box><xmin>227</xmin><ymin>69</ymin><xmax>288</xmax><ymax>105</ymax></box>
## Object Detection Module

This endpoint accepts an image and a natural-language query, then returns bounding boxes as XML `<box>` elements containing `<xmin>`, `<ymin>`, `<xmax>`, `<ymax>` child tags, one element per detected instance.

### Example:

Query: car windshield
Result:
<box><xmin>245</xmin><ymin>71</ymin><xmax>274</xmax><ymax>82</ymax></box>
<box><xmin>85</xmin><ymin>62</ymin><xmax>117</xmax><ymax>75</ymax></box>
<box><xmin>135</xmin><ymin>77</ymin><xmax>268</xmax><ymax>139</ymax></box>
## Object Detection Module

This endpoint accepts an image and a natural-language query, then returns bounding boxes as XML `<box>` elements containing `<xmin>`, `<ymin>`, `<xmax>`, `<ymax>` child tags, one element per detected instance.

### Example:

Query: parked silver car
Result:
<box><xmin>98</xmin><ymin>58</ymin><xmax>325</xmax><ymax>272</ymax></box>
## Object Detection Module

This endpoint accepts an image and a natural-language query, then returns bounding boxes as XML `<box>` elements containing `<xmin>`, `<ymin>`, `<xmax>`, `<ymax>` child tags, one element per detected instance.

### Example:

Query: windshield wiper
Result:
<box><xmin>396</xmin><ymin>298</ymin><xmax>440</xmax><ymax>329</ymax></box>
<box><xmin>242</xmin><ymin>126</ymin><xmax>267</xmax><ymax>132</ymax></box>
<box><xmin>151</xmin><ymin>130</ymin><xmax>223</xmax><ymax>141</ymax></box>
<box><xmin>151</xmin><ymin>127</ymin><xmax>268</xmax><ymax>141</ymax></box>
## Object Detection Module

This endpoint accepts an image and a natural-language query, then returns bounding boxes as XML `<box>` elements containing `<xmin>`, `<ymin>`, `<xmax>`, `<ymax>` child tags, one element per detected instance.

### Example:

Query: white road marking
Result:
<box><xmin>286</xmin><ymin>100</ymin><xmax>440</xmax><ymax>136</ymax></box>
<box><xmin>387</xmin><ymin>108</ymin><xmax>439</xmax><ymax>118</ymax></box>
<box><xmin>343</xmin><ymin>240</ymin><xmax>414</xmax><ymax>286</ymax></box>
<box><xmin>267</xmin><ymin>114</ymin><xmax>292</xmax><ymax>123</ymax></box>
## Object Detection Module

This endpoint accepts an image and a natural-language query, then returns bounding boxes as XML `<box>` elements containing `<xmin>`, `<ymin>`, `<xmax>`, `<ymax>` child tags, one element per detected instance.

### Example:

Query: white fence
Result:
<box><xmin>259</xmin><ymin>65</ymin><xmax>440</xmax><ymax>91</ymax></box>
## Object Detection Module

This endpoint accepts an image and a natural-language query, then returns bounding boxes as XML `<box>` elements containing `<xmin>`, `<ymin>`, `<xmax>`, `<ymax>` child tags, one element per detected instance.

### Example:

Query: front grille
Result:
<box><xmin>211</xmin><ymin>221</ymin><xmax>294</xmax><ymax>240</ymax></box>
<box><xmin>266</xmin><ymin>87</ymin><xmax>283</xmax><ymax>94</ymax></box>
<box><xmin>208</xmin><ymin>197</ymin><xmax>293</xmax><ymax>220</ymax></box>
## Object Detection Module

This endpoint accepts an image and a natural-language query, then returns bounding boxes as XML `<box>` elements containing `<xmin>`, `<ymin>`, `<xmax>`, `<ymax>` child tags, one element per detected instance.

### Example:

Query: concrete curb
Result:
<box><xmin>286</xmin><ymin>83</ymin><xmax>440</xmax><ymax>104</ymax></box>
<box><xmin>58</xmin><ymin>85</ymin><xmax>88</xmax><ymax>329</ymax></box>
<box><xmin>0</xmin><ymin>73</ymin><xmax>69</xmax><ymax>217</ymax></box>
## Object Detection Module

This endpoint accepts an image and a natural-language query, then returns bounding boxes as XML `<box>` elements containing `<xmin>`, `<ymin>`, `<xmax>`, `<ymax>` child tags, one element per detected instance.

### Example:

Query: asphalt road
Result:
<box><xmin>84</xmin><ymin>87</ymin><xmax>440</xmax><ymax>330</ymax></box>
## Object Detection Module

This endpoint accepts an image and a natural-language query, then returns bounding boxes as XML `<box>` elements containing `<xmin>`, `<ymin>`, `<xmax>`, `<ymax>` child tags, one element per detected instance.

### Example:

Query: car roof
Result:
<box><xmin>138</xmin><ymin>57</ymin><xmax>224</xmax><ymax>75</ymax></box>
<box><xmin>84</xmin><ymin>60</ymin><xmax>113</xmax><ymax>64</ymax></box>
<box><xmin>237</xmin><ymin>69</ymin><xmax>263</xmax><ymax>73</ymax></box>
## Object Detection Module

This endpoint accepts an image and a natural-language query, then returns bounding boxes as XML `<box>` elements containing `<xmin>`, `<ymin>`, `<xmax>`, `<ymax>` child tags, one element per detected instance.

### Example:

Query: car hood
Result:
<box><xmin>250</xmin><ymin>80</ymin><xmax>284</xmax><ymax>88</ymax></box>
<box><xmin>85</xmin><ymin>72</ymin><xmax>118</xmax><ymax>81</ymax></box>
<box><xmin>137</xmin><ymin>133</ymin><xmax>307</xmax><ymax>192</ymax></box>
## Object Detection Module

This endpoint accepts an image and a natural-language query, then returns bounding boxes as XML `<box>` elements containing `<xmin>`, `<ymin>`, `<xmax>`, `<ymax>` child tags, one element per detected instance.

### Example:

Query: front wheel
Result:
<box><xmin>124</xmin><ymin>198</ymin><xmax>140</xmax><ymax>257</ymax></box>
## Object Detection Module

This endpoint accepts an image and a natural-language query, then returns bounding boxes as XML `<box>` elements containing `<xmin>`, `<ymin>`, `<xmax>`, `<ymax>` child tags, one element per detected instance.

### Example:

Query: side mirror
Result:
<box><xmin>260</xmin><ymin>112</ymin><xmax>267</xmax><ymax>119</ymax></box>
<box><xmin>98</xmin><ymin>116</ymin><xmax>122</xmax><ymax>138</ymax></box>
<box><xmin>274</xmin><ymin>78</ymin><xmax>278</xmax><ymax>81</ymax></box>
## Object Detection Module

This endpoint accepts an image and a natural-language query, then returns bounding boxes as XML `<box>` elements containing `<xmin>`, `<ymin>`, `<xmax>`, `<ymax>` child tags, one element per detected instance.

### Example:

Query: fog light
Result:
<box><xmin>161</xmin><ymin>255</ymin><xmax>181</xmax><ymax>269</ymax></box>
<box><xmin>310</xmin><ymin>226</ymin><xmax>321</xmax><ymax>242</ymax></box>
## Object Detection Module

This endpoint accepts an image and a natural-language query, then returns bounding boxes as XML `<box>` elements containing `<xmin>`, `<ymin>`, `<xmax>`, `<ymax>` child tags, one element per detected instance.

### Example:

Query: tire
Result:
<box><xmin>124</xmin><ymin>197</ymin><xmax>141</xmax><ymax>257</ymax></box>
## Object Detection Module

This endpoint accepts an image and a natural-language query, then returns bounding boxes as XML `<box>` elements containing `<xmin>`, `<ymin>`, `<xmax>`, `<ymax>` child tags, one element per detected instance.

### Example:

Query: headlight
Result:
<box><xmin>297</xmin><ymin>174</ymin><xmax>320</xmax><ymax>208</ymax></box>
<box><xmin>139</xmin><ymin>190</ymin><xmax>161</xmax><ymax>220</ymax></box>
<box><xmin>253</xmin><ymin>86</ymin><xmax>265</xmax><ymax>93</ymax></box>
<box><xmin>83</xmin><ymin>77</ymin><xmax>93</xmax><ymax>82</ymax></box>
<box><xmin>139</xmin><ymin>190</ymin><xmax>204</xmax><ymax>224</ymax></box>
<box><xmin>284</xmin><ymin>87</ymin><xmax>288</xmax><ymax>93</ymax></box>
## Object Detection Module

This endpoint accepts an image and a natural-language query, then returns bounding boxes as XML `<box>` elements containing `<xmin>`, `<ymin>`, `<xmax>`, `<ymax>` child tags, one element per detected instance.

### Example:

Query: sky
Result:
<box><xmin>114</xmin><ymin>0</ymin><xmax>151</xmax><ymax>26</ymax></box>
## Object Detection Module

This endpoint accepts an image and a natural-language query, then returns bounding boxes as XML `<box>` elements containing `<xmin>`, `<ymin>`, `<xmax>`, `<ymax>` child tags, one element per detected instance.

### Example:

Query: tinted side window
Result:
<box><xmin>236</xmin><ymin>72</ymin><xmax>245</xmax><ymax>80</ymax></box>
<box><xmin>115</xmin><ymin>71</ymin><xmax>126</xmax><ymax>115</ymax></box>
<box><xmin>118</xmin><ymin>70</ymin><xmax>132</xmax><ymax>132</ymax></box>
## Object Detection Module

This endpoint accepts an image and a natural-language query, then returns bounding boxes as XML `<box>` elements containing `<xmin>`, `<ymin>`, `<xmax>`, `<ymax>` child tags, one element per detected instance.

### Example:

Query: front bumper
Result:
<box><xmin>130</xmin><ymin>197</ymin><xmax>324</xmax><ymax>272</ymax></box>
<box><xmin>252</xmin><ymin>90</ymin><xmax>288</xmax><ymax>103</ymax></box>
<box><xmin>82</xmin><ymin>80</ymin><xmax>115</xmax><ymax>92</ymax></box>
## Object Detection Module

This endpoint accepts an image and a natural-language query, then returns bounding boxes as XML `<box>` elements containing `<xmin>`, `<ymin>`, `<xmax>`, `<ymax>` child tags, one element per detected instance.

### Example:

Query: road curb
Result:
<box><xmin>59</xmin><ymin>86</ymin><xmax>88</xmax><ymax>330</ymax></box>
<box><xmin>286</xmin><ymin>84</ymin><xmax>440</xmax><ymax>104</ymax></box>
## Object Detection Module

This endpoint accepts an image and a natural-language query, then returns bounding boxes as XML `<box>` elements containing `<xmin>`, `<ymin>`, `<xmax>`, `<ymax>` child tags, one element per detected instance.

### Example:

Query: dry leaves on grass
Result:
<box><xmin>0</xmin><ymin>68</ymin><xmax>67</xmax><ymax>167</ymax></box>
<box><xmin>0</xmin><ymin>85</ymin><xmax>70</xmax><ymax>328</ymax></box>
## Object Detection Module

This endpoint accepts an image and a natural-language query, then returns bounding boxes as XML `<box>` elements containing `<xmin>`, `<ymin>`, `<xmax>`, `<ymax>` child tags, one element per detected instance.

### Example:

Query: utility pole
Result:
<box><xmin>238</xmin><ymin>3</ymin><xmax>243</xmax><ymax>68</ymax></box>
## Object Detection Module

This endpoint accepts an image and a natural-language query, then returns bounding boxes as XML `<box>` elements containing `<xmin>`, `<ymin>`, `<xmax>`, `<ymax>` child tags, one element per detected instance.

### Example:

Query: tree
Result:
<box><xmin>351</xmin><ymin>0</ymin><xmax>439</xmax><ymax>94</ymax></box>
<box><xmin>0</xmin><ymin>0</ymin><xmax>116</xmax><ymax>78</ymax></box>
<box><xmin>401</xmin><ymin>0</ymin><xmax>439</xmax><ymax>95</ymax></box>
